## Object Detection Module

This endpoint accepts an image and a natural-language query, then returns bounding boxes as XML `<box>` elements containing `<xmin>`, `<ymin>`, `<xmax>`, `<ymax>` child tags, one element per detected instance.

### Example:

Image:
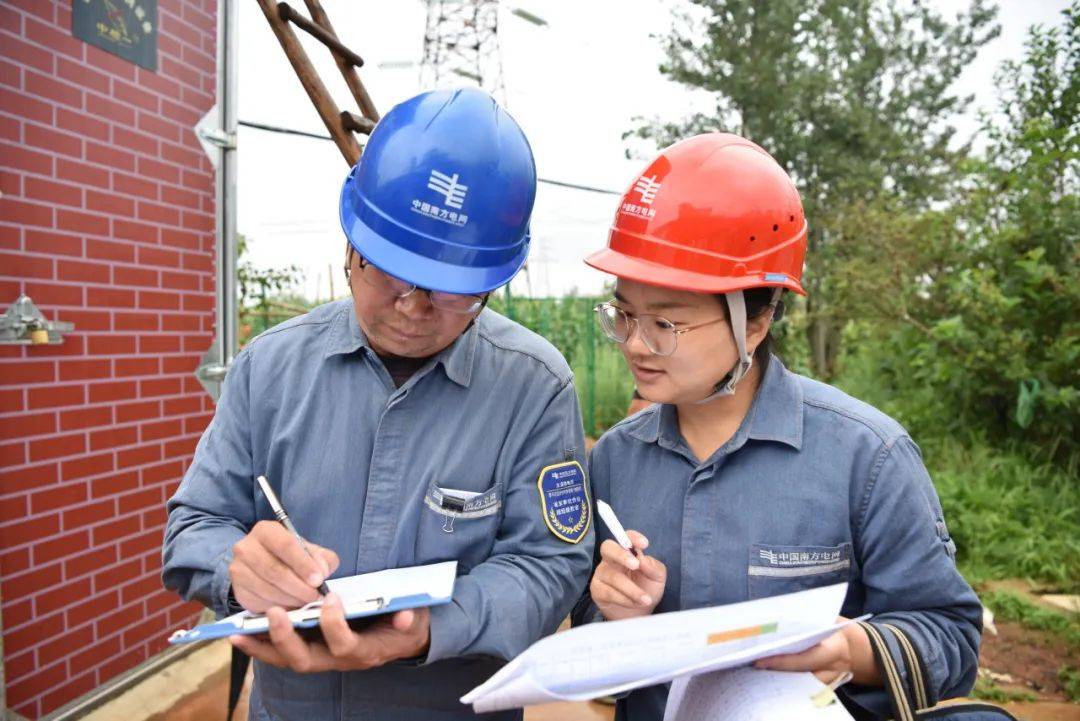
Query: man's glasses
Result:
<box><xmin>356</xmin><ymin>256</ymin><xmax>486</xmax><ymax>314</ymax></box>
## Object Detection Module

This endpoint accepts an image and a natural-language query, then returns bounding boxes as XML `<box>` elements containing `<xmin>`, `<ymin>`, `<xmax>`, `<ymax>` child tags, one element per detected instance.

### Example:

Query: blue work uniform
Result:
<box><xmin>163</xmin><ymin>299</ymin><xmax>594</xmax><ymax>721</ymax></box>
<box><xmin>572</xmin><ymin>357</ymin><xmax>981</xmax><ymax>721</ymax></box>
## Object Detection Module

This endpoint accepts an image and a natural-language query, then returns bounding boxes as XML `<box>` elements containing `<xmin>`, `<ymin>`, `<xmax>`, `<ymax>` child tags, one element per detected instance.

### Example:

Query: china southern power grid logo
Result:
<box><xmin>428</xmin><ymin>169</ymin><xmax>468</xmax><ymax>209</ymax></box>
<box><xmin>621</xmin><ymin>174</ymin><xmax>661</xmax><ymax>219</ymax></box>
<box><xmin>412</xmin><ymin>169</ymin><xmax>470</xmax><ymax>227</ymax></box>
<box><xmin>633</xmin><ymin>175</ymin><xmax>661</xmax><ymax>205</ymax></box>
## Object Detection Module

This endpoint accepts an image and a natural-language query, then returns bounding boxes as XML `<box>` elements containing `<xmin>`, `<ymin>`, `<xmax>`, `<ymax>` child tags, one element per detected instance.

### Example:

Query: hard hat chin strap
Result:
<box><xmin>695</xmin><ymin>290</ymin><xmax>753</xmax><ymax>404</ymax></box>
<box><xmin>692</xmin><ymin>288</ymin><xmax>785</xmax><ymax>404</ymax></box>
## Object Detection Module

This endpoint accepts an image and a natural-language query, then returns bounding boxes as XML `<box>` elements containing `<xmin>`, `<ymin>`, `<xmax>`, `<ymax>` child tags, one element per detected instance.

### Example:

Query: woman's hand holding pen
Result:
<box><xmin>591</xmin><ymin>530</ymin><xmax>667</xmax><ymax>621</ymax></box>
<box><xmin>229</xmin><ymin>520</ymin><xmax>340</xmax><ymax>612</ymax></box>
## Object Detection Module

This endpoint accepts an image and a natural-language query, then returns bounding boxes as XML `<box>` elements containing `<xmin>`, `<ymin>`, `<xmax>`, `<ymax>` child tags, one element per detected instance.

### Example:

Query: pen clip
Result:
<box><xmin>240</xmin><ymin>600</ymin><xmax>323</xmax><ymax>629</ymax></box>
<box><xmin>360</xmin><ymin>596</ymin><xmax>386</xmax><ymax>612</ymax></box>
<box><xmin>238</xmin><ymin>595</ymin><xmax>387</xmax><ymax>629</ymax></box>
<box><xmin>811</xmin><ymin>670</ymin><xmax>853</xmax><ymax>707</ymax></box>
<box><xmin>439</xmin><ymin>493</ymin><xmax>464</xmax><ymax>532</ymax></box>
<box><xmin>440</xmin><ymin>495</ymin><xmax>465</xmax><ymax>512</ymax></box>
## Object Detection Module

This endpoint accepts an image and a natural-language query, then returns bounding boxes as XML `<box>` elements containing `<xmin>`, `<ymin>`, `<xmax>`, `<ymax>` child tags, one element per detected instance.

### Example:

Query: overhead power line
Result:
<box><xmin>238</xmin><ymin>119</ymin><xmax>621</xmax><ymax>196</ymax></box>
<box><xmin>239</xmin><ymin>119</ymin><xmax>333</xmax><ymax>141</ymax></box>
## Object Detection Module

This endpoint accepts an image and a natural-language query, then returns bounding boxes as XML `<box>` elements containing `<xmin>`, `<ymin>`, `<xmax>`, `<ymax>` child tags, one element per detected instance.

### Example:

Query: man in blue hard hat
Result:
<box><xmin>162</xmin><ymin>88</ymin><xmax>594</xmax><ymax>720</ymax></box>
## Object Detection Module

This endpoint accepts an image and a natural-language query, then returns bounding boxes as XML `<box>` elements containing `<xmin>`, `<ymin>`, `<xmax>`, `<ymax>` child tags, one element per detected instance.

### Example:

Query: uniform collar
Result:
<box><xmin>744</xmin><ymin>357</ymin><xmax>803</xmax><ymax>450</ymax></box>
<box><xmin>324</xmin><ymin>301</ymin><xmax>477</xmax><ymax>388</ymax></box>
<box><xmin>628</xmin><ymin>403</ymin><xmax>678</xmax><ymax>447</ymax></box>
<box><xmin>436</xmin><ymin>318</ymin><xmax>478</xmax><ymax>388</ymax></box>
<box><xmin>628</xmin><ymin>356</ymin><xmax>803</xmax><ymax>452</ymax></box>
<box><xmin>324</xmin><ymin>300</ymin><xmax>369</xmax><ymax>358</ymax></box>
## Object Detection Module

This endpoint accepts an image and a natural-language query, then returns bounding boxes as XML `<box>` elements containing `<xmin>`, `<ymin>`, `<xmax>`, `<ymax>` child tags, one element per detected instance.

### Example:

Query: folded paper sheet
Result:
<box><xmin>664</xmin><ymin>668</ymin><xmax>855</xmax><ymax>721</ymax></box>
<box><xmin>462</xmin><ymin>583</ymin><xmax>862</xmax><ymax>713</ymax></box>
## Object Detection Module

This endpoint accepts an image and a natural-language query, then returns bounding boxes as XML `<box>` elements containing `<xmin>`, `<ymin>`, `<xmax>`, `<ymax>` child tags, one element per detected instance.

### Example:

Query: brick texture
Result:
<box><xmin>0</xmin><ymin>2</ymin><xmax>217</xmax><ymax>717</ymax></box>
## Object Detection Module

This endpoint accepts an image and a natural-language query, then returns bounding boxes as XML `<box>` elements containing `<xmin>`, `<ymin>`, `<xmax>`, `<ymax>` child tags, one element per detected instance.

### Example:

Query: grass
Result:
<box><xmin>834</xmin><ymin>337</ymin><xmax>1078</xmax><ymax>594</ymax></box>
<box><xmin>924</xmin><ymin>439</ymin><xmax>1080</xmax><ymax>593</ymax></box>
<box><xmin>1058</xmin><ymin>666</ymin><xmax>1080</xmax><ymax>703</ymax></box>
<box><xmin>1059</xmin><ymin>666</ymin><xmax>1080</xmax><ymax>703</ymax></box>
<box><xmin>980</xmin><ymin>589</ymin><xmax>1080</xmax><ymax>649</ymax></box>
<box><xmin>971</xmin><ymin>677</ymin><xmax>1039</xmax><ymax>704</ymax></box>
<box><xmin>979</xmin><ymin>589</ymin><xmax>1080</xmax><ymax>701</ymax></box>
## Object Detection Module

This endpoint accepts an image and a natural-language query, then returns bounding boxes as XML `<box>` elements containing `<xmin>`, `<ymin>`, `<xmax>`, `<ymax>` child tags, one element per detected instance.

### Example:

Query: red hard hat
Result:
<box><xmin>586</xmin><ymin>133</ymin><xmax>807</xmax><ymax>295</ymax></box>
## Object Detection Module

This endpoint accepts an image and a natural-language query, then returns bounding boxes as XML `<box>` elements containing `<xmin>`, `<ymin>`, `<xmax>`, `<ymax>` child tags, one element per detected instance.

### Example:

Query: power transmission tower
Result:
<box><xmin>419</xmin><ymin>1</ymin><xmax>552</xmax><ymax>297</ymax></box>
<box><xmin>420</xmin><ymin>0</ymin><xmax>506</xmax><ymax>103</ymax></box>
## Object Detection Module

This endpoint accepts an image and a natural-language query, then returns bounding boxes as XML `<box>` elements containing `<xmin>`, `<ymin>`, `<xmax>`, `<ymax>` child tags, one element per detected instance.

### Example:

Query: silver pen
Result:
<box><xmin>256</xmin><ymin>475</ymin><xmax>330</xmax><ymax>596</ymax></box>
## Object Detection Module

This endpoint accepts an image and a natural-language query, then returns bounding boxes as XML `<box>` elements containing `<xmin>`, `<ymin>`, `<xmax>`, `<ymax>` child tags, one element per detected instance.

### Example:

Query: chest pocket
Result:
<box><xmin>416</xmin><ymin>480</ymin><xmax>502</xmax><ymax>572</ymax></box>
<box><xmin>747</xmin><ymin>542</ymin><xmax>852</xmax><ymax>599</ymax></box>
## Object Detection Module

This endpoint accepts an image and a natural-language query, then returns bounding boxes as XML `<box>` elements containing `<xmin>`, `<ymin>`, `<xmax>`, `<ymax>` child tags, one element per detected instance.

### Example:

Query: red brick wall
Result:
<box><xmin>0</xmin><ymin>1</ymin><xmax>218</xmax><ymax>717</ymax></box>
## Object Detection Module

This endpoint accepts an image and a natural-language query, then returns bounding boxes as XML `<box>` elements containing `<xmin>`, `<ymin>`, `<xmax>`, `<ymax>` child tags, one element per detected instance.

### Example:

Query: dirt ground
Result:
<box><xmin>980</xmin><ymin>619</ymin><xmax>1076</xmax><ymax>702</ymax></box>
<box><xmin>972</xmin><ymin>579</ymin><xmax>1079</xmax><ymax>721</ymax></box>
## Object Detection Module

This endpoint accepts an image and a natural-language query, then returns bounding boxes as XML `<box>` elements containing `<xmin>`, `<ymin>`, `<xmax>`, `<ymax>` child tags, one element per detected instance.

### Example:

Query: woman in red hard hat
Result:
<box><xmin>572</xmin><ymin>134</ymin><xmax>981</xmax><ymax>721</ymax></box>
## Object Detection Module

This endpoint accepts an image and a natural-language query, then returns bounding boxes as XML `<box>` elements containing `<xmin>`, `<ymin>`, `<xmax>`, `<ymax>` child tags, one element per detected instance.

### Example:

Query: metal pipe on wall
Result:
<box><xmin>195</xmin><ymin>0</ymin><xmax>239</xmax><ymax>400</ymax></box>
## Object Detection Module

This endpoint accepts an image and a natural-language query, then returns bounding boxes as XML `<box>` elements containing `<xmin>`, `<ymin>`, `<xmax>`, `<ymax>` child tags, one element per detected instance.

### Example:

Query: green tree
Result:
<box><xmin>833</xmin><ymin>2</ymin><xmax>1080</xmax><ymax>468</ymax></box>
<box><xmin>632</xmin><ymin>0</ymin><xmax>998</xmax><ymax>378</ymax></box>
<box><xmin>237</xmin><ymin>233</ymin><xmax>303</xmax><ymax>311</ymax></box>
<box><xmin>236</xmin><ymin>233</ymin><xmax>305</xmax><ymax>341</ymax></box>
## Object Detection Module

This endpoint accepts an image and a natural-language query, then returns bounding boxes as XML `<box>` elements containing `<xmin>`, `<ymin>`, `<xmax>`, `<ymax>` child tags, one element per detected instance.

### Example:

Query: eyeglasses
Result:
<box><xmin>594</xmin><ymin>302</ymin><xmax>727</xmax><ymax>357</ymax></box>
<box><xmin>356</xmin><ymin>256</ymin><xmax>486</xmax><ymax>314</ymax></box>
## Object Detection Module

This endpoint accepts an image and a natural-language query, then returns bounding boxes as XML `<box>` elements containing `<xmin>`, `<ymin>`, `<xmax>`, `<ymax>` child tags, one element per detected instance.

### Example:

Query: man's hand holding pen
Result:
<box><xmin>227</xmin><ymin>519</ymin><xmax>431</xmax><ymax>672</ymax></box>
<box><xmin>228</xmin><ymin>519</ymin><xmax>339</xmax><ymax>612</ymax></box>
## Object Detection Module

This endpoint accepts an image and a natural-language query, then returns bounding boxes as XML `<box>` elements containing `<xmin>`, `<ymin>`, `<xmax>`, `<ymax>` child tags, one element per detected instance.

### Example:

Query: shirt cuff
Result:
<box><xmin>212</xmin><ymin>546</ymin><xmax>237</xmax><ymax>618</ymax></box>
<box><xmin>877</xmin><ymin>615</ymin><xmax>941</xmax><ymax>704</ymax></box>
<box><xmin>425</xmin><ymin>600</ymin><xmax>471</xmax><ymax>664</ymax></box>
<box><xmin>839</xmin><ymin>684</ymin><xmax>894</xmax><ymax>718</ymax></box>
<box><xmin>841</xmin><ymin>620</ymin><xmax>911</xmax><ymax>717</ymax></box>
<box><xmin>570</xmin><ymin>595</ymin><xmax>605</xmax><ymax>627</ymax></box>
<box><xmin>579</xmin><ymin>606</ymin><xmax>605</xmax><ymax>626</ymax></box>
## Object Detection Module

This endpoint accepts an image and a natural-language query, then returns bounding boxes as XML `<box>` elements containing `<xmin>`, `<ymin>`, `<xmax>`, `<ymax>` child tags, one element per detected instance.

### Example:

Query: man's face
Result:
<box><xmin>348</xmin><ymin>250</ymin><xmax>480</xmax><ymax>358</ymax></box>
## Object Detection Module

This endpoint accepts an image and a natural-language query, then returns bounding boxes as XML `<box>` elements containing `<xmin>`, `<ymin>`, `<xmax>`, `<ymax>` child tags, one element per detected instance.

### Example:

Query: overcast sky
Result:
<box><xmin>233</xmin><ymin>0</ymin><xmax>1069</xmax><ymax>300</ymax></box>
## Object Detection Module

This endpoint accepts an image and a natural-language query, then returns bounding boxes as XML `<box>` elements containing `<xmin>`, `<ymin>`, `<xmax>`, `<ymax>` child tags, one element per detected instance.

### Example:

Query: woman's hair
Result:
<box><xmin>716</xmin><ymin>288</ymin><xmax>782</xmax><ymax>376</ymax></box>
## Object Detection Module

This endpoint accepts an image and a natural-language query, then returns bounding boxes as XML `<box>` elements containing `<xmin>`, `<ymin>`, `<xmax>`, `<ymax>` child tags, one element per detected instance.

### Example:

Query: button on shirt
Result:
<box><xmin>163</xmin><ymin>299</ymin><xmax>594</xmax><ymax>721</ymax></box>
<box><xmin>572</xmin><ymin>357</ymin><xmax>981</xmax><ymax>721</ymax></box>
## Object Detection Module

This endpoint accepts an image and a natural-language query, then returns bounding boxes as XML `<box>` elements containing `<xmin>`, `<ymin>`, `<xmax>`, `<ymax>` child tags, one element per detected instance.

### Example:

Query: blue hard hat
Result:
<box><xmin>339</xmin><ymin>88</ymin><xmax>536</xmax><ymax>295</ymax></box>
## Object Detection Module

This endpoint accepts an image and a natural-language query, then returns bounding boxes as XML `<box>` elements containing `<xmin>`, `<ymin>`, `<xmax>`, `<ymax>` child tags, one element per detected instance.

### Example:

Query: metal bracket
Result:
<box><xmin>195</xmin><ymin>340</ymin><xmax>229</xmax><ymax>401</ymax></box>
<box><xmin>0</xmin><ymin>294</ymin><xmax>75</xmax><ymax>345</ymax></box>
<box><xmin>196</xmin><ymin>125</ymin><xmax>237</xmax><ymax>150</ymax></box>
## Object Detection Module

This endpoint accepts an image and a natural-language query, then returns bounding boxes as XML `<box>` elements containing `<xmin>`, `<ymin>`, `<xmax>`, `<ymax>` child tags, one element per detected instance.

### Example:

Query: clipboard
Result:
<box><xmin>168</xmin><ymin>560</ymin><xmax>457</xmax><ymax>644</ymax></box>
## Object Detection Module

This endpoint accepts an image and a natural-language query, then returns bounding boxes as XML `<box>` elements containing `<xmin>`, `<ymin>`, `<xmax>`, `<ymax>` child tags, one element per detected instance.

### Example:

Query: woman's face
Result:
<box><xmin>611</xmin><ymin>278</ymin><xmax>769</xmax><ymax>405</ymax></box>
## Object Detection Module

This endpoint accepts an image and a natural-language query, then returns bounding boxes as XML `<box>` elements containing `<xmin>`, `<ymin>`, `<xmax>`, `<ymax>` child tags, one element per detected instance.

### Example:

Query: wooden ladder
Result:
<box><xmin>254</xmin><ymin>0</ymin><xmax>380</xmax><ymax>166</ymax></box>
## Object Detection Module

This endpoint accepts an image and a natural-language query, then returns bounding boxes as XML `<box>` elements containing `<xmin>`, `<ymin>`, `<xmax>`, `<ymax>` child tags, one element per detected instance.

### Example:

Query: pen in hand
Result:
<box><xmin>597</xmin><ymin>499</ymin><xmax>644</xmax><ymax>560</ymax></box>
<box><xmin>256</xmin><ymin>475</ymin><xmax>331</xmax><ymax>596</ymax></box>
